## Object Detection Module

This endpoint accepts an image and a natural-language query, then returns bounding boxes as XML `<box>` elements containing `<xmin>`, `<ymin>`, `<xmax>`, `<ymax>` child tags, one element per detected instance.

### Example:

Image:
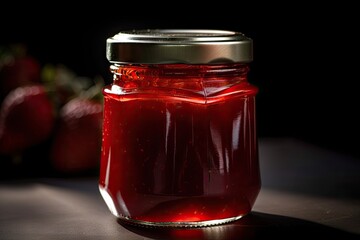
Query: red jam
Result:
<box><xmin>99</xmin><ymin>64</ymin><xmax>260</xmax><ymax>225</ymax></box>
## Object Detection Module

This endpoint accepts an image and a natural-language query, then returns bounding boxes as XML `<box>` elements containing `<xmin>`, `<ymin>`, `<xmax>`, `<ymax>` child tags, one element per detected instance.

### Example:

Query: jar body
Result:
<box><xmin>99</xmin><ymin>63</ymin><xmax>261</xmax><ymax>227</ymax></box>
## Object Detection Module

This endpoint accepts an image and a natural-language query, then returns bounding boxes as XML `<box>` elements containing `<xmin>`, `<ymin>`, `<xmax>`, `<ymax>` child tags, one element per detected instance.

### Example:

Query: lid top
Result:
<box><xmin>110</xmin><ymin>29</ymin><xmax>247</xmax><ymax>42</ymax></box>
<box><xmin>107</xmin><ymin>29</ymin><xmax>253</xmax><ymax>64</ymax></box>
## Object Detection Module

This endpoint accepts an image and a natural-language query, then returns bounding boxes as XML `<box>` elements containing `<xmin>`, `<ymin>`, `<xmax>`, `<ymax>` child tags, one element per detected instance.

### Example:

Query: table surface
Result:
<box><xmin>1</xmin><ymin>138</ymin><xmax>359</xmax><ymax>240</ymax></box>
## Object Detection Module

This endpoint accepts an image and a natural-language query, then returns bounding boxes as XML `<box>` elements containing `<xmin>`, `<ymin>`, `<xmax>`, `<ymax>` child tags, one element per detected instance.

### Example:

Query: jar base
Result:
<box><xmin>117</xmin><ymin>214</ymin><xmax>245</xmax><ymax>228</ymax></box>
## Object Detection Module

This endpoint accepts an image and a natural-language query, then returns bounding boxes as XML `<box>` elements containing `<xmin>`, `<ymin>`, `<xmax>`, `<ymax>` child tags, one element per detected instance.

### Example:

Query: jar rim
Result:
<box><xmin>106</xmin><ymin>29</ymin><xmax>253</xmax><ymax>64</ymax></box>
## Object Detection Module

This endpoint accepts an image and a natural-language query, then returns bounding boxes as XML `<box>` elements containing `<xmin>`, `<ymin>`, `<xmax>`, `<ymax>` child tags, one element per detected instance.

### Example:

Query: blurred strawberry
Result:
<box><xmin>0</xmin><ymin>84</ymin><xmax>55</xmax><ymax>155</ymax></box>
<box><xmin>0</xmin><ymin>45</ymin><xmax>41</xmax><ymax>99</ymax></box>
<box><xmin>50</xmin><ymin>97</ymin><xmax>103</xmax><ymax>173</ymax></box>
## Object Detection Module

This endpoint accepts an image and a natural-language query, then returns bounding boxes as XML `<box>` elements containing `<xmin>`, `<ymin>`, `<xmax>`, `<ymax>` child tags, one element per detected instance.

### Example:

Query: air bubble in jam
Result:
<box><xmin>99</xmin><ymin>64</ymin><xmax>260</xmax><ymax>226</ymax></box>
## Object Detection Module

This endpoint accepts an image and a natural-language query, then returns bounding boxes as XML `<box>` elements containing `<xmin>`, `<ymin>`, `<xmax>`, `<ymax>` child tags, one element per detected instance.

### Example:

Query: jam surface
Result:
<box><xmin>99</xmin><ymin>64</ymin><xmax>260</xmax><ymax>224</ymax></box>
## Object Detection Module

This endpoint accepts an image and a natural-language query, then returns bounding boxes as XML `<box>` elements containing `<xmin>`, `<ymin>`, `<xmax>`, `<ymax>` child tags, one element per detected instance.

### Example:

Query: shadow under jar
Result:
<box><xmin>99</xmin><ymin>29</ymin><xmax>261</xmax><ymax>227</ymax></box>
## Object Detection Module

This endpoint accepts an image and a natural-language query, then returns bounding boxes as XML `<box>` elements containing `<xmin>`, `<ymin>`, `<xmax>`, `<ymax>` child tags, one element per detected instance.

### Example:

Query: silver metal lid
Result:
<box><xmin>106</xmin><ymin>29</ymin><xmax>253</xmax><ymax>64</ymax></box>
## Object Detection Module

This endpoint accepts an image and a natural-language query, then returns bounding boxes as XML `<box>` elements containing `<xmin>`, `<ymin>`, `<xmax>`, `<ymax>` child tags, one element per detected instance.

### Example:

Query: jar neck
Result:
<box><xmin>110</xmin><ymin>63</ymin><xmax>249</xmax><ymax>88</ymax></box>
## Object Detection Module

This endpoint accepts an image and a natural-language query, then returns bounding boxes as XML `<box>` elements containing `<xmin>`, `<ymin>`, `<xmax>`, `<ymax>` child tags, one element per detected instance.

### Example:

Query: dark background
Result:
<box><xmin>1</xmin><ymin>5</ymin><xmax>359</xmax><ymax>158</ymax></box>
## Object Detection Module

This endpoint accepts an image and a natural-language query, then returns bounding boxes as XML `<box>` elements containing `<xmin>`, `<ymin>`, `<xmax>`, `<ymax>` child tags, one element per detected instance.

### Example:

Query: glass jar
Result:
<box><xmin>99</xmin><ymin>29</ymin><xmax>261</xmax><ymax>227</ymax></box>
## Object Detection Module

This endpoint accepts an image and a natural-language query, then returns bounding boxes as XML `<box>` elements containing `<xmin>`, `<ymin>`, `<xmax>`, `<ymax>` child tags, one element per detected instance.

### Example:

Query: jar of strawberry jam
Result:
<box><xmin>99</xmin><ymin>29</ymin><xmax>261</xmax><ymax>227</ymax></box>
